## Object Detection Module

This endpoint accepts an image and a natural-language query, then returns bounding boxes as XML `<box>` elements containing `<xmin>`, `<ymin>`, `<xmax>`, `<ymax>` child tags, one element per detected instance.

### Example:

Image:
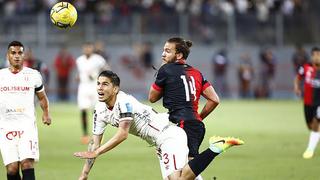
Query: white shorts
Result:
<box><xmin>77</xmin><ymin>83</ymin><xmax>98</xmax><ymax>110</ymax></box>
<box><xmin>0</xmin><ymin>127</ymin><xmax>39</xmax><ymax>166</ymax></box>
<box><xmin>156</xmin><ymin>125</ymin><xmax>189</xmax><ymax>179</ymax></box>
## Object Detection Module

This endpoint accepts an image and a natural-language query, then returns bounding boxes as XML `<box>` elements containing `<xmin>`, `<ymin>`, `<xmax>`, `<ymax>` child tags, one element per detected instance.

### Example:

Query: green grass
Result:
<box><xmin>0</xmin><ymin>100</ymin><xmax>319</xmax><ymax>180</ymax></box>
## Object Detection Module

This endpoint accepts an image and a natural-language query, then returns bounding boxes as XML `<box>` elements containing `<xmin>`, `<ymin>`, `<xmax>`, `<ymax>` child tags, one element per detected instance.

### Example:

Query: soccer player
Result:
<box><xmin>76</xmin><ymin>42</ymin><xmax>110</xmax><ymax>144</ymax></box>
<box><xmin>148</xmin><ymin>37</ymin><xmax>220</xmax><ymax>180</ymax></box>
<box><xmin>294</xmin><ymin>47</ymin><xmax>320</xmax><ymax>159</ymax></box>
<box><xmin>74</xmin><ymin>70</ymin><xmax>243</xmax><ymax>180</ymax></box>
<box><xmin>0</xmin><ymin>41</ymin><xmax>52</xmax><ymax>180</ymax></box>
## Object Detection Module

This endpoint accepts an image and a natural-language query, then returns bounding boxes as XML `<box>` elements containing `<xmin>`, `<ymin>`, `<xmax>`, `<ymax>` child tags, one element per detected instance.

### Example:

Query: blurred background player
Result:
<box><xmin>74</xmin><ymin>70</ymin><xmax>244</xmax><ymax>180</ymax></box>
<box><xmin>76</xmin><ymin>42</ymin><xmax>110</xmax><ymax>144</ymax></box>
<box><xmin>0</xmin><ymin>41</ymin><xmax>51</xmax><ymax>180</ymax></box>
<box><xmin>294</xmin><ymin>47</ymin><xmax>320</xmax><ymax>159</ymax></box>
<box><xmin>149</xmin><ymin>37</ymin><xmax>220</xmax><ymax>180</ymax></box>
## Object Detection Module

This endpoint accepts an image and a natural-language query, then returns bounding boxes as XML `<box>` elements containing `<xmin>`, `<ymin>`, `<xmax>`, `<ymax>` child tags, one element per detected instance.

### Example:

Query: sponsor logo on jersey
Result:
<box><xmin>6</xmin><ymin>108</ymin><xmax>25</xmax><ymax>113</ymax></box>
<box><xmin>0</xmin><ymin>86</ymin><xmax>31</xmax><ymax>92</ymax></box>
<box><xmin>6</xmin><ymin>130</ymin><xmax>24</xmax><ymax>140</ymax></box>
<box><xmin>125</xmin><ymin>103</ymin><xmax>132</xmax><ymax>113</ymax></box>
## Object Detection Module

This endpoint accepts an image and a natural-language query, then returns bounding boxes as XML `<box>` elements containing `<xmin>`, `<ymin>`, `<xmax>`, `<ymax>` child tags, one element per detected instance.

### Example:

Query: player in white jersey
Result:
<box><xmin>0</xmin><ymin>41</ymin><xmax>51</xmax><ymax>180</ymax></box>
<box><xmin>76</xmin><ymin>42</ymin><xmax>110</xmax><ymax>144</ymax></box>
<box><xmin>74</xmin><ymin>70</ymin><xmax>244</xmax><ymax>180</ymax></box>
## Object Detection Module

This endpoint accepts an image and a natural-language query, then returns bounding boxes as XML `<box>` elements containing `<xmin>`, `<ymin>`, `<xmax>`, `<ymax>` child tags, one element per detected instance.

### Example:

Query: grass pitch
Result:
<box><xmin>0</xmin><ymin>100</ymin><xmax>319</xmax><ymax>180</ymax></box>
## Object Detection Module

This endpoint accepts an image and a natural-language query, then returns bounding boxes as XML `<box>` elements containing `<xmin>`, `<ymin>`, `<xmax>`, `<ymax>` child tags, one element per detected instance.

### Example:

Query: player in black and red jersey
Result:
<box><xmin>294</xmin><ymin>47</ymin><xmax>320</xmax><ymax>159</ymax></box>
<box><xmin>149</xmin><ymin>37</ymin><xmax>226</xmax><ymax>179</ymax></box>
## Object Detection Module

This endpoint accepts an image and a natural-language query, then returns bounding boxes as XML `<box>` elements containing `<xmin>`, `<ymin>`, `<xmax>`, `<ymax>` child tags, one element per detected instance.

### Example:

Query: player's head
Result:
<box><xmin>311</xmin><ymin>47</ymin><xmax>320</xmax><ymax>68</ymax></box>
<box><xmin>162</xmin><ymin>37</ymin><xmax>193</xmax><ymax>63</ymax></box>
<box><xmin>97</xmin><ymin>70</ymin><xmax>120</xmax><ymax>103</ymax></box>
<box><xmin>7</xmin><ymin>41</ymin><xmax>25</xmax><ymax>69</ymax></box>
<box><xmin>82</xmin><ymin>42</ymin><xmax>95</xmax><ymax>57</ymax></box>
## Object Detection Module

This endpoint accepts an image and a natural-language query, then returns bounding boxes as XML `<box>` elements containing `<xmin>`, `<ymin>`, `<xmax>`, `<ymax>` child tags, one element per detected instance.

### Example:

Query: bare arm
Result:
<box><xmin>95</xmin><ymin>120</ymin><xmax>131</xmax><ymax>155</ymax></box>
<box><xmin>36</xmin><ymin>90</ymin><xmax>51</xmax><ymax>125</ymax></box>
<box><xmin>294</xmin><ymin>75</ymin><xmax>302</xmax><ymax>97</ymax></box>
<box><xmin>200</xmin><ymin>86</ymin><xmax>220</xmax><ymax>120</ymax></box>
<box><xmin>148</xmin><ymin>86</ymin><xmax>163</xmax><ymax>103</ymax></box>
<box><xmin>79</xmin><ymin>135</ymin><xmax>103</xmax><ymax>180</ymax></box>
<box><xmin>74</xmin><ymin>120</ymin><xmax>131</xmax><ymax>158</ymax></box>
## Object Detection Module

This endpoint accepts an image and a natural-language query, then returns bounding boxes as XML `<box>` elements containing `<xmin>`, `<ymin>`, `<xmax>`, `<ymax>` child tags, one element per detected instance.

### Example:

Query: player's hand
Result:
<box><xmin>74</xmin><ymin>151</ymin><xmax>98</xmax><ymax>159</ymax></box>
<box><xmin>42</xmin><ymin>113</ymin><xmax>52</xmax><ymax>125</ymax></box>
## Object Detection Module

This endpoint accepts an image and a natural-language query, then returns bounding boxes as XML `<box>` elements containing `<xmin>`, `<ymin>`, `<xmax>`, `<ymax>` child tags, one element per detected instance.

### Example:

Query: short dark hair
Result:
<box><xmin>8</xmin><ymin>41</ymin><xmax>24</xmax><ymax>50</ymax></box>
<box><xmin>167</xmin><ymin>37</ymin><xmax>193</xmax><ymax>59</ymax></box>
<box><xmin>98</xmin><ymin>70</ymin><xmax>120</xmax><ymax>87</ymax></box>
<box><xmin>311</xmin><ymin>46</ymin><xmax>320</xmax><ymax>54</ymax></box>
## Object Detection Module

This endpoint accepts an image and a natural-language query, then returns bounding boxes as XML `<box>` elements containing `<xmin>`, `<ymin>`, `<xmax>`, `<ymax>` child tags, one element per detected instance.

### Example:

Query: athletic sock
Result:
<box><xmin>307</xmin><ymin>131</ymin><xmax>320</xmax><ymax>151</ymax></box>
<box><xmin>81</xmin><ymin>110</ymin><xmax>88</xmax><ymax>135</ymax></box>
<box><xmin>188</xmin><ymin>149</ymin><xmax>219</xmax><ymax>176</ymax></box>
<box><xmin>22</xmin><ymin>168</ymin><xmax>35</xmax><ymax>180</ymax></box>
<box><xmin>7</xmin><ymin>173</ymin><xmax>21</xmax><ymax>180</ymax></box>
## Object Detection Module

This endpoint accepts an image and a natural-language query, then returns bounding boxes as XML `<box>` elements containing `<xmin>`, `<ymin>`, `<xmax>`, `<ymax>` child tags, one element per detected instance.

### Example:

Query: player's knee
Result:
<box><xmin>20</xmin><ymin>159</ymin><xmax>34</xmax><ymax>170</ymax></box>
<box><xmin>6</xmin><ymin>163</ymin><xmax>19</xmax><ymax>175</ymax></box>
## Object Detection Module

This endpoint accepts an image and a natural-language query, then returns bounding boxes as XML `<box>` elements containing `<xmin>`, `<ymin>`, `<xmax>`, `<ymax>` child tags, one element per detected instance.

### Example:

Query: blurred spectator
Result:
<box><xmin>254</xmin><ymin>48</ymin><xmax>276</xmax><ymax>98</ymax></box>
<box><xmin>212</xmin><ymin>48</ymin><xmax>229</xmax><ymax>98</ymax></box>
<box><xmin>23</xmin><ymin>48</ymin><xmax>50</xmax><ymax>87</ymax></box>
<box><xmin>120</xmin><ymin>43</ymin><xmax>144</xmax><ymax>79</ymax></box>
<box><xmin>53</xmin><ymin>46</ymin><xmax>75</xmax><ymax>101</ymax></box>
<box><xmin>292</xmin><ymin>44</ymin><xmax>309</xmax><ymax>73</ymax></box>
<box><xmin>94</xmin><ymin>40</ymin><xmax>110</xmax><ymax>63</ymax></box>
<box><xmin>140</xmin><ymin>41</ymin><xmax>154</xmax><ymax>70</ymax></box>
<box><xmin>238</xmin><ymin>53</ymin><xmax>254</xmax><ymax>98</ymax></box>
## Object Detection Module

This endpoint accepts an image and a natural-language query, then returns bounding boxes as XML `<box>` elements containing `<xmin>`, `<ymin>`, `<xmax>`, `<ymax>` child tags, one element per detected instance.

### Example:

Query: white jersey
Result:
<box><xmin>76</xmin><ymin>53</ymin><xmax>109</xmax><ymax>85</ymax></box>
<box><xmin>93</xmin><ymin>91</ymin><xmax>170</xmax><ymax>146</ymax></box>
<box><xmin>0</xmin><ymin>67</ymin><xmax>43</xmax><ymax>129</ymax></box>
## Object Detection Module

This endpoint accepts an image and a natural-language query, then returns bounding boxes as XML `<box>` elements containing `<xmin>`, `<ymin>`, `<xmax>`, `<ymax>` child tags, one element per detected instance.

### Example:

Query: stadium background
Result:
<box><xmin>0</xmin><ymin>0</ymin><xmax>319</xmax><ymax>179</ymax></box>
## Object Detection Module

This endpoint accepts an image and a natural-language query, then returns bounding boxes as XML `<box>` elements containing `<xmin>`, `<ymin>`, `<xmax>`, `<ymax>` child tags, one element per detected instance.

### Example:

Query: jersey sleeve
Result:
<box><xmin>153</xmin><ymin>65</ymin><xmax>168</xmax><ymax>91</ymax></box>
<box><xmin>34</xmin><ymin>70</ymin><xmax>44</xmax><ymax>92</ymax></box>
<box><xmin>200</xmin><ymin>73</ymin><xmax>211</xmax><ymax>92</ymax></box>
<box><xmin>118</xmin><ymin>99</ymin><xmax>134</xmax><ymax>122</ymax></box>
<box><xmin>92</xmin><ymin>109</ymin><xmax>108</xmax><ymax>135</ymax></box>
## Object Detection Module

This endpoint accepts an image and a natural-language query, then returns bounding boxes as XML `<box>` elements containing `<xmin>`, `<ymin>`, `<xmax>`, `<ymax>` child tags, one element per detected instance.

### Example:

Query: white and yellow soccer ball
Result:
<box><xmin>50</xmin><ymin>2</ymin><xmax>77</xmax><ymax>29</ymax></box>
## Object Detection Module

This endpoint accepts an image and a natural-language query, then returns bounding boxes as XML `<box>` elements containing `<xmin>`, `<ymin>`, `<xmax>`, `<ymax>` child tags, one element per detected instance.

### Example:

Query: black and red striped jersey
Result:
<box><xmin>152</xmin><ymin>60</ymin><xmax>211</xmax><ymax>123</ymax></box>
<box><xmin>297</xmin><ymin>63</ymin><xmax>320</xmax><ymax>106</ymax></box>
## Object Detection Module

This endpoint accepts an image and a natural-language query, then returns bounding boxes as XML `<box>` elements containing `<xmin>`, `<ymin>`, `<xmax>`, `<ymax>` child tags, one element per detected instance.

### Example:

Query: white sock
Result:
<box><xmin>195</xmin><ymin>174</ymin><xmax>203</xmax><ymax>180</ymax></box>
<box><xmin>306</xmin><ymin>131</ymin><xmax>320</xmax><ymax>151</ymax></box>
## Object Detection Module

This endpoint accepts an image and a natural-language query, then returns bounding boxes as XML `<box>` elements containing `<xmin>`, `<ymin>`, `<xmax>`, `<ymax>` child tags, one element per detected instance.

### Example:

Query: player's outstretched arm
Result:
<box><xmin>78</xmin><ymin>135</ymin><xmax>103</xmax><ymax>180</ymax></box>
<box><xmin>200</xmin><ymin>86</ymin><xmax>220</xmax><ymax>120</ymax></box>
<box><xmin>36</xmin><ymin>91</ymin><xmax>52</xmax><ymax>125</ymax></box>
<box><xmin>74</xmin><ymin>120</ymin><xmax>131</xmax><ymax>157</ymax></box>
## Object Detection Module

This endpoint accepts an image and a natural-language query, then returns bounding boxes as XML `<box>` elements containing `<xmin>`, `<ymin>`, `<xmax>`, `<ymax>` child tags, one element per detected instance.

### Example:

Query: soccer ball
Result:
<box><xmin>50</xmin><ymin>2</ymin><xmax>77</xmax><ymax>29</ymax></box>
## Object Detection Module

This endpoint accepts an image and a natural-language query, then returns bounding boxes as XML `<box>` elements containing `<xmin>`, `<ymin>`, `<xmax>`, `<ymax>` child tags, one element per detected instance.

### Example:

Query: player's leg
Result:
<box><xmin>180</xmin><ymin>120</ymin><xmax>205</xmax><ymax>180</ymax></box>
<box><xmin>0</xmin><ymin>129</ymin><xmax>22</xmax><ymax>180</ymax></box>
<box><xmin>179</xmin><ymin>136</ymin><xmax>244</xmax><ymax>180</ymax></box>
<box><xmin>157</xmin><ymin>126</ymin><xmax>189</xmax><ymax>180</ymax></box>
<box><xmin>20</xmin><ymin>159</ymin><xmax>35</xmax><ymax>180</ymax></box>
<box><xmin>6</xmin><ymin>162</ymin><xmax>21</xmax><ymax>180</ymax></box>
<box><xmin>303</xmin><ymin>105</ymin><xmax>320</xmax><ymax>159</ymax></box>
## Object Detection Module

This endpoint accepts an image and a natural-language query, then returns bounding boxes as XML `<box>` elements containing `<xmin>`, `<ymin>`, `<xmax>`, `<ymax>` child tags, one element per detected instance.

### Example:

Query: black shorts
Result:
<box><xmin>304</xmin><ymin>105</ymin><xmax>320</xmax><ymax>123</ymax></box>
<box><xmin>178</xmin><ymin>120</ymin><xmax>205</xmax><ymax>157</ymax></box>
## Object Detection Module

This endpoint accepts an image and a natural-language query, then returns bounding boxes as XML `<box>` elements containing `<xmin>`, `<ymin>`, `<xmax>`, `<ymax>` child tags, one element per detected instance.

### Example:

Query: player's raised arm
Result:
<box><xmin>36</xmin><ymin>90</ymin><xmax>51</xmax><ymax>125</ymax></box>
